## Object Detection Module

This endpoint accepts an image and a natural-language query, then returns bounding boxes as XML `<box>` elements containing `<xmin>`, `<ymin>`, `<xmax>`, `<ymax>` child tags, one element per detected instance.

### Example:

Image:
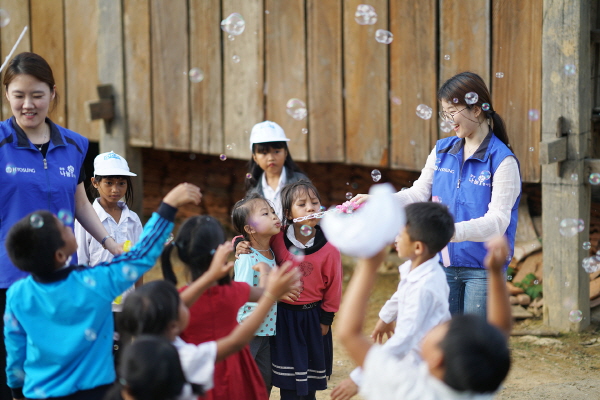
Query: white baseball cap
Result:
<box><xmin>94</xmin><ymin>151</ymin><xmax>137</xmax><ymax>177</ymax></box>
<box><xmin>249</xmin><ymin>120</ymin><xmax>290</xmax><ymax>150</ymax></box>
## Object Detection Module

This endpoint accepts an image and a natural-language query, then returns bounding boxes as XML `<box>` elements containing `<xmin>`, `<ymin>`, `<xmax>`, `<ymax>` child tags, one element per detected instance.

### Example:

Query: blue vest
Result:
<box><xmin>0</xmin><ymin>117</ymin><xmax>88</xmax><ymax>287</ymax></box>
<box><xmin>431</xmin><ymin>132</ymin><xmax>520</xmax><ymax>269</ymax></box>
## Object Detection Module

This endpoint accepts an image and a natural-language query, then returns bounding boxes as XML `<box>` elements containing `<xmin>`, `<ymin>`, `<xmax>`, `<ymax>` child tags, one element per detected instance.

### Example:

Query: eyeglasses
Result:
<box><xmin>438</xmin><ymin>107</ymin><xmax>467</xmax><ymax>122</ymax></box>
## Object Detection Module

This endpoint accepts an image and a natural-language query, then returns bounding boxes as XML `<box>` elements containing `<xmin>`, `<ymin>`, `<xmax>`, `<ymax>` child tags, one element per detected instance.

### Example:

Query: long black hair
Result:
<box><xmin>437</xmin><ymin>71</ymin><xmax>510</xmax><ymax>148</ymax></box>
<box><xmin>160</xmin><ymin>216</ymin><xmax>231</xmax><ymax>286</ymax></box>
<box><xmin>245</xmin><ymin>141</ymin><xmax>305</xmax><ymax>190</ymax></box>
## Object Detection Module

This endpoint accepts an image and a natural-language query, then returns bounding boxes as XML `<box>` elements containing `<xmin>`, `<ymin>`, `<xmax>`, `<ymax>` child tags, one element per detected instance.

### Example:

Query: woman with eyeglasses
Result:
<box><xmin>353</xmin><ymin>71</ymin><xmax>521</xmax><ymax>320</ymax></box>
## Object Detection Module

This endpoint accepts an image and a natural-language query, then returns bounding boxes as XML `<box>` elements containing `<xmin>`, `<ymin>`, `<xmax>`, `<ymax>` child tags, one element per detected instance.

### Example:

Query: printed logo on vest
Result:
<box><xmin>468</xmin><ymin>170</ymin><xmax>492</xmax><ymax>187</ymax></box>
<box><xmin>5</xmin><ymin>163</ymin><xmax>35</xmax><ymax>175</ymax></box>
<box><xmin>435</xmin><ymin>157</ymin><xmax>442</xmax><ymax>165</ymax></box>
<box><xmin>59</xmin><ymin>165</ymin><xmax>76</xmax><ymax>179</ymax></box>
<box><xmin>434</xmin><ymin>165</ymin><xmax>455</xmax><ymax>174</ymax></box>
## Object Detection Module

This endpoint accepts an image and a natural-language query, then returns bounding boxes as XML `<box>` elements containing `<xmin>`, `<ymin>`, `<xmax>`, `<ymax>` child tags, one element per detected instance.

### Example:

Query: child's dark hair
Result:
<box><xmin>404</xmin><ymin>202</ymin><xmax>454</xmax><ymax>254</ymax></box>
<box><xmin>440</xmin><ymin>315</ymin><xmax>511</xmax><ymax>393</ymax></box>
<box><xmin>104</xmin><ymin>335</ymin><xmax>195</xmax><ymax>400</ymax></box>
<box><xmin>160</xmin><ymin>216</ymin><xmax>231</xmax><ymax>286</ymax></box>
<box><xmin>280</xmin><ymin>180</ymin><xmax>322</xmax><ymax>226</ymax></box>
<box><xmin>231</xmin><ymin>193</ymin><xmax>272</xmax><ymax>241</ymax></box>
<box><xmin>5</xmin><ymin>210</ymin><xmax>65</xmax><ymax>276</ymax></box>
<box><xmin>438</xmin><ymin>71</ymin><xmax>510</xmax><ymax>148</ymax></box>
<box><xmin>245</xmin><ymin>141</ymin><xmax>305</xmax><ymax>190</ymax></box>
<box><xmin>90</xmin><ymin>175</ymin><xmax>134</xmax><ymax>206</ymax></box>
<box><xmin>118</xmin><ymin>280</ymin><xmax>181</xmax><ymax>346</ymax></box>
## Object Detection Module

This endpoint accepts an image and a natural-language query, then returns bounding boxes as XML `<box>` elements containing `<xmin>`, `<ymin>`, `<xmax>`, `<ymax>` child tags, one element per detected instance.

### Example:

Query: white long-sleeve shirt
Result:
<box><xmin>393</xmin><ymin>146</ymin><xmax>520</xmax><ymax>243</ymax></box>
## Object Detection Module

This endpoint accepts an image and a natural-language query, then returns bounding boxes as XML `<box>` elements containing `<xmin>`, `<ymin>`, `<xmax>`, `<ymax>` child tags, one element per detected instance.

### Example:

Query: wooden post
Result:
<box><xmin>541</xmin><ymin>0</ymin><xmax>591</xmax><ymax>331</ymax></box>
<box><xmin>96</xmin><ymin>0</ymin><xmax>143</xmax><ymax>216</ymax></box>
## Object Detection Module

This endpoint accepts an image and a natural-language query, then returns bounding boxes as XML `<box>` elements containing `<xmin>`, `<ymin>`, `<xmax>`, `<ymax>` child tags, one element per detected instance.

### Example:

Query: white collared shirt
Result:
<box><xmin>350</xmin><ymin>257</ymin><xmax>451</xmax><ymax>386</ymax></box>
<box><xmin>261</xmin><ymin>167</ymin><xmax>287</xmax><ymax>220</ymax></box>
<box><xmin>286</xmin><ymin>224</ymin><xmax>315</xmax><ymax>249</ymax></box>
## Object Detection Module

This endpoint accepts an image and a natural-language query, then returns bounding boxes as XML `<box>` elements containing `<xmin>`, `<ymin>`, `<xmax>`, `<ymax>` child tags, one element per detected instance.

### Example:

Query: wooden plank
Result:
<box><xmin>64</xmin><ymin>0</ymin><xmax>100</xmax><ymax>140</ymax></box>
<box><xmin>150</xmin><ymin>0</ymin><xmax>189</xmax><ymax>151</ymax></box>
<box><xmin>123</xmin><ymin>0</ymin><xmax>152</xmax><ymax>147</ymax></box>
<box><xmin>343</xmin><ymin>0</ymin><xmax>388</xmax><ymax>166</ymax></box>
<box><xmin>439</xmin><ymin>0</ymin><xmax>490</xmax><ymax>83</ymax></box>
<box><xmin>264</xmin><ymin>0</ymin><xmax>307</xmax><ymax>161</ymax></box>
<box><xmin>30</xmin><ymin>0</ymin><xmax>66</xmax><ymax>127</ymax></box>
<box><xmin>541</xmin><ymin>0</ymin><xmax>591</xmax><ymax>331</ymax></box>
<box><xmin>306</xmin><ymin>0</ymin><xmax>344</xmax><ymax>163</ymax></box>
<box><xmin>222</xmin><ymin>0</ymin><xmax>264</xmax><ymax>160</ymax></box>
<box><xmin>189</xmin><ymin>0</ymin><xmax>222</xmax><ymax>155</ymax></box>
<box><xmin>389</xmin><ymin>0</ymin><xmax>436</xmax><ymax>171</ymax></box>
<box><xmin>0</xmin><ymin>0</ymin><xmax>31</xmax><ymax>121</ymax></box>
<box><xmin>492</xmin><ymin>0</ymin><xmax>542</xmax><ymax>183</ymax></box>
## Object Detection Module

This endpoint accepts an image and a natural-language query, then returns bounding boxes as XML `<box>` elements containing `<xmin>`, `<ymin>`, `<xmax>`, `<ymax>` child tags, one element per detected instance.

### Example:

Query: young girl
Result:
<box><xmin>231</xmin><ymin>193</ymin><xmax>291</xmax><ymax>395</ymax></box>
<box><xmin>246</xmin><ymin>120</ymin><xmax>309</xmax><ymax>221</ymax></box>
<box><xmin>119</xmin><ymin>222</ymin><xmax>299</xmax><ymax>400</ymax></box>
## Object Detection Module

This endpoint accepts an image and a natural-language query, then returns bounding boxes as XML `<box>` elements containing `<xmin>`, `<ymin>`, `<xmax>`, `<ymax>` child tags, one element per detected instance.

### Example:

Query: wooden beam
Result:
<box><xmin>539</xmin><ymin>137</ymin><xmax>567</xmax><ymax>164</ymax></box>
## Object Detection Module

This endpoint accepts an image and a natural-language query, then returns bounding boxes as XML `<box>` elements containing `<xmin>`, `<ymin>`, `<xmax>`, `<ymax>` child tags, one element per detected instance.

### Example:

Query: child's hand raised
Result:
<box><xmin>264</xmin><ymin>261</ymin><xmax>301</xmax><ymax>300</ymax></box>
<box><xmin>484</xmin><ymin>236</ymin><xmax>509</xmax><ymax>273</ymax></box>
<box><xmin>206</xmin><ymin>242</ymin><xmax>234</xmax><ymax>280</ymax></box>
<box><xmin>163</xmin><ymin>183</ymin><xmax>202</xmax><ymax>208</ymax></box>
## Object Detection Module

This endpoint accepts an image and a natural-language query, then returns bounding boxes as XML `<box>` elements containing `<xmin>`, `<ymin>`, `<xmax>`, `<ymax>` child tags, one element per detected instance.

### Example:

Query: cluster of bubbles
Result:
<box><xmin>440</xmin><ymin>120</ymin><xmax>453</xmax><ymax>133</ymax></box>
<box><xmin>221</xmin><ymin>13</ymin><xmax>245</xmax><ymax>36</ymax></box>
<box><xmin>375</xmin><ymin>29</ymin><xmax>393</xmax><ymax>44</ymax></box>
<box><xmin>58</xmin><ymin>209</ymin><xmax>73</xmax><ymax>225</ymax></box>
<box><xmin>30</xmin><ymin>214</ymin><xmax>44</xmax><ymax>229</ymax></box>
<box><xmin>354</xmin><ymin>4</ymin><xmax>377</xmax><ymax>25</ymax></box>
<box><xmin>558</xmin><ymin>218</ymin><xmax>584</xmax><ymax>237</ymax></box>
<box><xmin>495</xmin><ymin>72</ymin><xmax>504</xmax><ymax>78</ymax></box>
<box><xmin>0</xmin><ymin>9</ymin><xmax>9</xmax><ymax>28</ymax></box>
<box><xmin>300</xmin><ymin>225</ymin><xmax>313</xmax><ymax>236</ymax></box>
<box><xmin>465</xmin><ymin>92</ymin><xmax>478</xmax><ymax>105</ymax></box>
<box><xmin>528</xmin><ymin>109</ymin><xmax>540</xmax><ymax>121</ymax></box>
<box><xmin>371</xmin><ymin>169</ymin><xmax>381</xmax><ymax>182</ymax></box>
<box><xmin>188</xmin><ymin>68</ymin><xmax>204</xmax><ymax>83</ymax></box>
<box><xmin>286</xmin><ymin>98</ymin><xmax>307</xmax><ymax>120</ymax></box>
<box><xmin>582</xmin><ymin>255</ymin><xmax>600</xmax><ymax>273</ymax></box>
<box><xmin>416</xmin><ymin>104</ymin><xmax>432</xmax><ymax>120</ymax></box>
<box><xmin>568</xmin><ymin>309</ymin><xmax>583</xmax><ymax>323</ymax></box>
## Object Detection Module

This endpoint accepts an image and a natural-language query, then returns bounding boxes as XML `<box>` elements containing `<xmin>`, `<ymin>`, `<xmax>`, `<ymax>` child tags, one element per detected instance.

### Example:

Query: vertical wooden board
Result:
<box><xmin>306</xmin><ymin>0</ymin><xmax>344</xmax><ymax>163</ymax></box>
<box><xmin>492</xmin><ymin>0</ymin><xmax>541</xmax><ymax>183</ymax></box>
<box><xmin>439</xmin><ymin>0</ymin><xmax>490</xmax><ymax>83</ymax></box>
<box><xmin>223</xmin><ymin>0</ymin><xmax>264</xmax><ymax>160</ymax></box>
<box><xmin>264</xmin><ymin>0</ymin><xmax>307</xmax><ymax>161</ymax></box>
<box><xmin>389</xmin><ymin>1</ymin><xmax>436</xmax><ymax>171</ymax></box>
<box><xmin>150</xmin><ymin>0</ymin><xmax>189</xmax><ymax>151</ymax></box>
<box><xmin>344</xmin><ymin>0</ymin><xmax>389</xmax><ymax>166</ymax></box>
<box><xmin>189</xmin><ymin>0</ymin><xmax>222</xmax><ymax>155</ymax></box>
<box><xmin>123</xmin><ymin>0</ymin><xmax>152</xmax><ymax>147</ymax></box>
<box><xmin>31</xmin><ymin>0</ymin><xmax>66</xmax><ymax>127</ymax></box>
<box><xmin>0</xmin><ymin>0</ymin><xmax>31</xmax><ymax>121</ymax></box>
<box><xmin>64</xmin><ymin>0</ymin><xmax>100</xmax><ymax>140</ymax></box>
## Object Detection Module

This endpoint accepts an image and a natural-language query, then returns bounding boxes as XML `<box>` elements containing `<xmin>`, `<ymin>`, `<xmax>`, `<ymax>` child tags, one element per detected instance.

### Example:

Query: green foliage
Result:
<box><xmin>514</xmin><ymin>273</ymin><xmax>543</xmax><ymax>300</ymax></box>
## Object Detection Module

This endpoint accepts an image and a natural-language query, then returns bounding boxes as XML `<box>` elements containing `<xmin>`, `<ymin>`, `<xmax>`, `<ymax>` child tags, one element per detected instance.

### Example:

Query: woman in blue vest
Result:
<box><xmin>0</xmin><ymin>52</ymin><xmax>122</xmax><ymax>398</ymax></box>
<box><xmin>355</xmin><ymin>72</ymin><xmax>521</xmax><ymax>318</ymax></box>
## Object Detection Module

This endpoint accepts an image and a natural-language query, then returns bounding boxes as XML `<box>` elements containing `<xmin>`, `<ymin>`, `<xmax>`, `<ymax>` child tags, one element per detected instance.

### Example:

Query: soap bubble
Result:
<box><xmin>33</xmin><ymin>387</ymin><xmax>47</xmax><ymax>398</ymax></box>
<box><xmin>5</xmin><ymin>163</ymin><xmax>16</xmax><ymax>176</ymax></box>
<box><xmin>589</xmin><ymin>173</ymin><xmax>600</xmax><ymax>185</ymax></box>
<box><xmin>582</xmin><ymin>256</ymin><xmax>600</xmax><ymax>273</ymax></box>
<box><xmin>302</xmin><ymin>128</ymin><xmax>308</xmax><ymax>134</ymax></box>
<box><xmin>533</xmin><ymin>280</ymin><xmax>539</xmax><ymax>285</ymax></box>
<box><xmin>29</xmin><ymin>214</ymin><xmax>44</xmax><ymax>229</ymax></box>
<box><xmin>371</xmin><ymin>169</ymin><xmax>381</xmax><ymax>182</ymax></box>
<box><xmin>300</xmin><ymin>225</ymin><xmax>313</xmax><ymax>236</ymax></box>
<box><xmin>375</xmin><ymin>29</ymin><xmax>393</xmax><ymax>44</ymax></box>
<box><xmin>465</xmin><ymin>92</ymin><xmax>478</xmax><ymax>105</ymax></box>
<box><xmin>559</xmin><ymin>218</ymin><xmax>584</xmax><ymax>237</ymax></box>
<box><xmin>452</xmin><ymin>98</ymin><xmax>459</xmax><ymax>103</ymax></box>
<box><xmin>416</xmin><ymin>104</ymin><xmax>432</xmax><ymax>119</ymax></box>
<box><xmin>84</xmin><ymin>328</ymin><xmax>97</xmax><ymax>341</ymax></box>
<box><xmin>226</xmin><ymin>144</ymin><xmax>233</xmax><ymax>151</ymax></box>
<box><xmin>58</xmin><ymin>209</ymin><xmax>73</xmax><ymax>225</ymax></box>
<box><xmin>481</xmin><ymin>103</ymin><xmax>490</xmax><ymax>111</ymax></box>
<box><xmin>221</xmin><ymin>13</ymin><xmax>245</xmax><ymax>35</ymax></box>
<box><xmin>232</xmin><ymin>55</ymin><xmax>240</xmax><ymax>63</ymax></box>
<box><xmin>568</xmin><ymin>310</ymin><xmax>583</xmax><ymax>323</ymax></box>
<box><xmin>528</xmin><ymin>109</ymin><xmax>540</xmax><ymax>121</ymax></box>
<box><xmin>122</xmin><ymin>265</ymin><xmax>139</xmax><ymax>281</ymax></box>
<box><xmin>227</xmin><ymin>34</ymin><xmax>235</xmax><ymax>41</ymax></box>
<box><xmin>286</xmin><ymin>98</ymin><xmax>307</xmax><ymax>120</ymax></box>
<box><xmin>444</xmin><ymin>54</ymin><xmax>450</xmax><ymax>60</ymax></box>
<box><xmin>354</xmin><ymin>4</ymin><xmax>377</xmax><ymax>25</ymax></box>
<box><xmin>570</xmin><ymin>173</ymin><xmax>578</xmax><ymax>181</ymax></box>
<box><xmin>246</xmin><ymin>173</ymin><xmax>252</xmax><ymax>179</ymax></box>
<box><xmin>220</xmin><ymin>154</ymin><xmax>227</xmax><ymax>161</ymax></box>
<box><xmin>495</xmin><ymin>72</ymin><xmax>504</xmax><ymax>78</ymax></box>
<box><xmin>564</xmin><ymin>64</ymin><xmax>576</xmax><ymax>75</ymax></box>
<box><xmin>583</xmin><ymin>241</ymin><xmax>591</xmax><ymax>250</ymax></box>
<box><xmin>0</xmin><ymin>9</ymin><xmax>10</xmax><ymax>28</ymax></box>
<box><xmin>345</xmin><ymin>192</ymin><xmax>353</xmax><ymax>200</ymax></box>
<box><xmin>289</xmin><ymin>246</ymin><xmax>305</xmax><ymax>262</ymax></box>
<box><xmin>83</xmin><ymin>276</ymin><xmax>97</xmax><ymax>287</ymax></box>
<box><xmin>165</xmin><ymin>233</ymin><xmax>175</xmax><ymax>245</ymax></box>
<box><xmin>529</xmin><ymin>147</ymin><xmax>535</xmax><ymax>152</ymax></box>
<box><xmin>188</xmin><ymin>68</ymin><xmax>204</xmax><ymax>83</ymax></box>
<box><xmin>440</xmin><ymin>121</ymin><xmax>453</xmax><ymax>133</ymax></box>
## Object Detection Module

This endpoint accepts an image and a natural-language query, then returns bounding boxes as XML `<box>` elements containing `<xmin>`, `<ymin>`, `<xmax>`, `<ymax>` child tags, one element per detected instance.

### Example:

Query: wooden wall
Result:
<box><xmin>0</xmin><ymin>0</ymin><xmax>542</xmax><ymax>182</ymax></box>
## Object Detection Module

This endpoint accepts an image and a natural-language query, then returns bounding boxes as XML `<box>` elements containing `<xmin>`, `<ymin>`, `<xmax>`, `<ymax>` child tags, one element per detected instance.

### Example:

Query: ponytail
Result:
<box><xmin>160</xmin><ymin>243</ymin><xmax>178</xmax><ymax>285</ymax></box>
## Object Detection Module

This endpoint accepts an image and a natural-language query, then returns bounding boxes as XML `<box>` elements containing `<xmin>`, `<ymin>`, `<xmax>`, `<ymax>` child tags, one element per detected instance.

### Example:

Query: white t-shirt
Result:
<box><xmin>261</xmin><ymin>167</ymin><xmax>287</xmax><ymax>221</ymax></box>
<box><xmin>361</xmin><ymin>345</ymin><xmax>495</xmax><ymax>400</ymax></box>
<box><xmin>172</xmin><ymin>337</ymin><xmax>217</xmax><ymax>394</ymax></box>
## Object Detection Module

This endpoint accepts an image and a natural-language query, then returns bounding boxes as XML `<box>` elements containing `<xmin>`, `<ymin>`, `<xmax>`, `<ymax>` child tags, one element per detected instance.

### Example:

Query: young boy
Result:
<box><xmin>337</xmin><ymin>234</ymin><xmax>512</xmax><ymax>400</ymax></box>
<box><xmin>332</xmin><ymin>202</ymin><xmax>455</xmax><ymax>399</ymax></box>
<box><xmin>4</xmin><ymin>183</ymin><xmax>201</xmax><ymax>400</ymax></box>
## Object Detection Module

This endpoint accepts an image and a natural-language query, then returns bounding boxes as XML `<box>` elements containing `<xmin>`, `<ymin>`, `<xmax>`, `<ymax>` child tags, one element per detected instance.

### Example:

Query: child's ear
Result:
<box><xmin>91</xmin><ymin>177</ymin><xmax>98</xmax><ymax>188</ymax></box>
<box><xmin>252</xmin><ymin>153</ymin><xmax>258</xmax><ymax>163</ymax></box>
<box><xmin>414</xmin><ymin>241</ymin><xmax>425</xmax><ymax>256</ymax></box>
<box><xmin>55</xmin><ymin>248</ymin><xmax>69</xmax><ymax>266</ymax></box>
<box><xmin>244</xmin><ymin>224</ymin><xmax>255</xmax><ymax>235</ymax></box>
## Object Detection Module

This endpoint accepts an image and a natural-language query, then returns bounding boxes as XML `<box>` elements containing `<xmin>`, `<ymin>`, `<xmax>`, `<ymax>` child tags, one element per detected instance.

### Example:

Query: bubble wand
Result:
<box><xmin>0</xmin><ymin>26</ymin><xmax>28</xmax><ymax>74</ymax></box>
<box><xmin>292</xmin><ymin>200</ymin><xmax>363</xmax><ymax>223</ymax></box>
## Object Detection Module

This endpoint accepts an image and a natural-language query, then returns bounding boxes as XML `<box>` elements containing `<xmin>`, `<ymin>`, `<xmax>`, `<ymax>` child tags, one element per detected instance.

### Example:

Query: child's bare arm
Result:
<box><xmin>337</xmin><ymin>249</ymin><xmax>386</xmax><ymax>367</ymax></box>
<box><xmin>484</xmin><ymin>236</ymin><xmax>512</xmax><ymax>337</ymax></box>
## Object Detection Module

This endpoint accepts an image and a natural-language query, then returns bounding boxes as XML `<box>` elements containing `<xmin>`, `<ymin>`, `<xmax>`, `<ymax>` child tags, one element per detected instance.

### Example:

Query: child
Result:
<box><xmin>118</xmin><ymin>243</ymin><xmax>300</xmax><ymax>400</ymax></box>
<box><xmin>160</xmin><ymin>214</ymin><xmax>274</xmax><ymax>400</ymax></box>
<box><xmin>337</xmin><ymin>235</ymin><xmax>512</xmax><ymax>400</ymax></box>
<box><xmin>4</xmin><ymin>182</ymin><xmax>201</xmax><ymax>400</ymax></box>
<box><xmin>74</xmin><ymin>151</ymin><xmax>142</xmax><ymax>311</ymax></box>
<box><xmin>331</xmin><ymin>202</ymin><xmax>455</xmax><ymax>399</ymax></box>
<box><xmin>231</xmin><ymin>193</ymin><xmax>288</xmax><ymax>394</ymax></box>
<box><xmin>104</xmin><ymin>335</ymin><xmax>193</xmax><ymax>400</ymax></box>
<box><xmin>271</xmin><ymin>180</ymin><xmax>342</xmax><ymax>400</ymax></box>
<box><xmin>246</xmin><ymin>120</ymin><xmax>309</xmax><ymax>220</ymax></box>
